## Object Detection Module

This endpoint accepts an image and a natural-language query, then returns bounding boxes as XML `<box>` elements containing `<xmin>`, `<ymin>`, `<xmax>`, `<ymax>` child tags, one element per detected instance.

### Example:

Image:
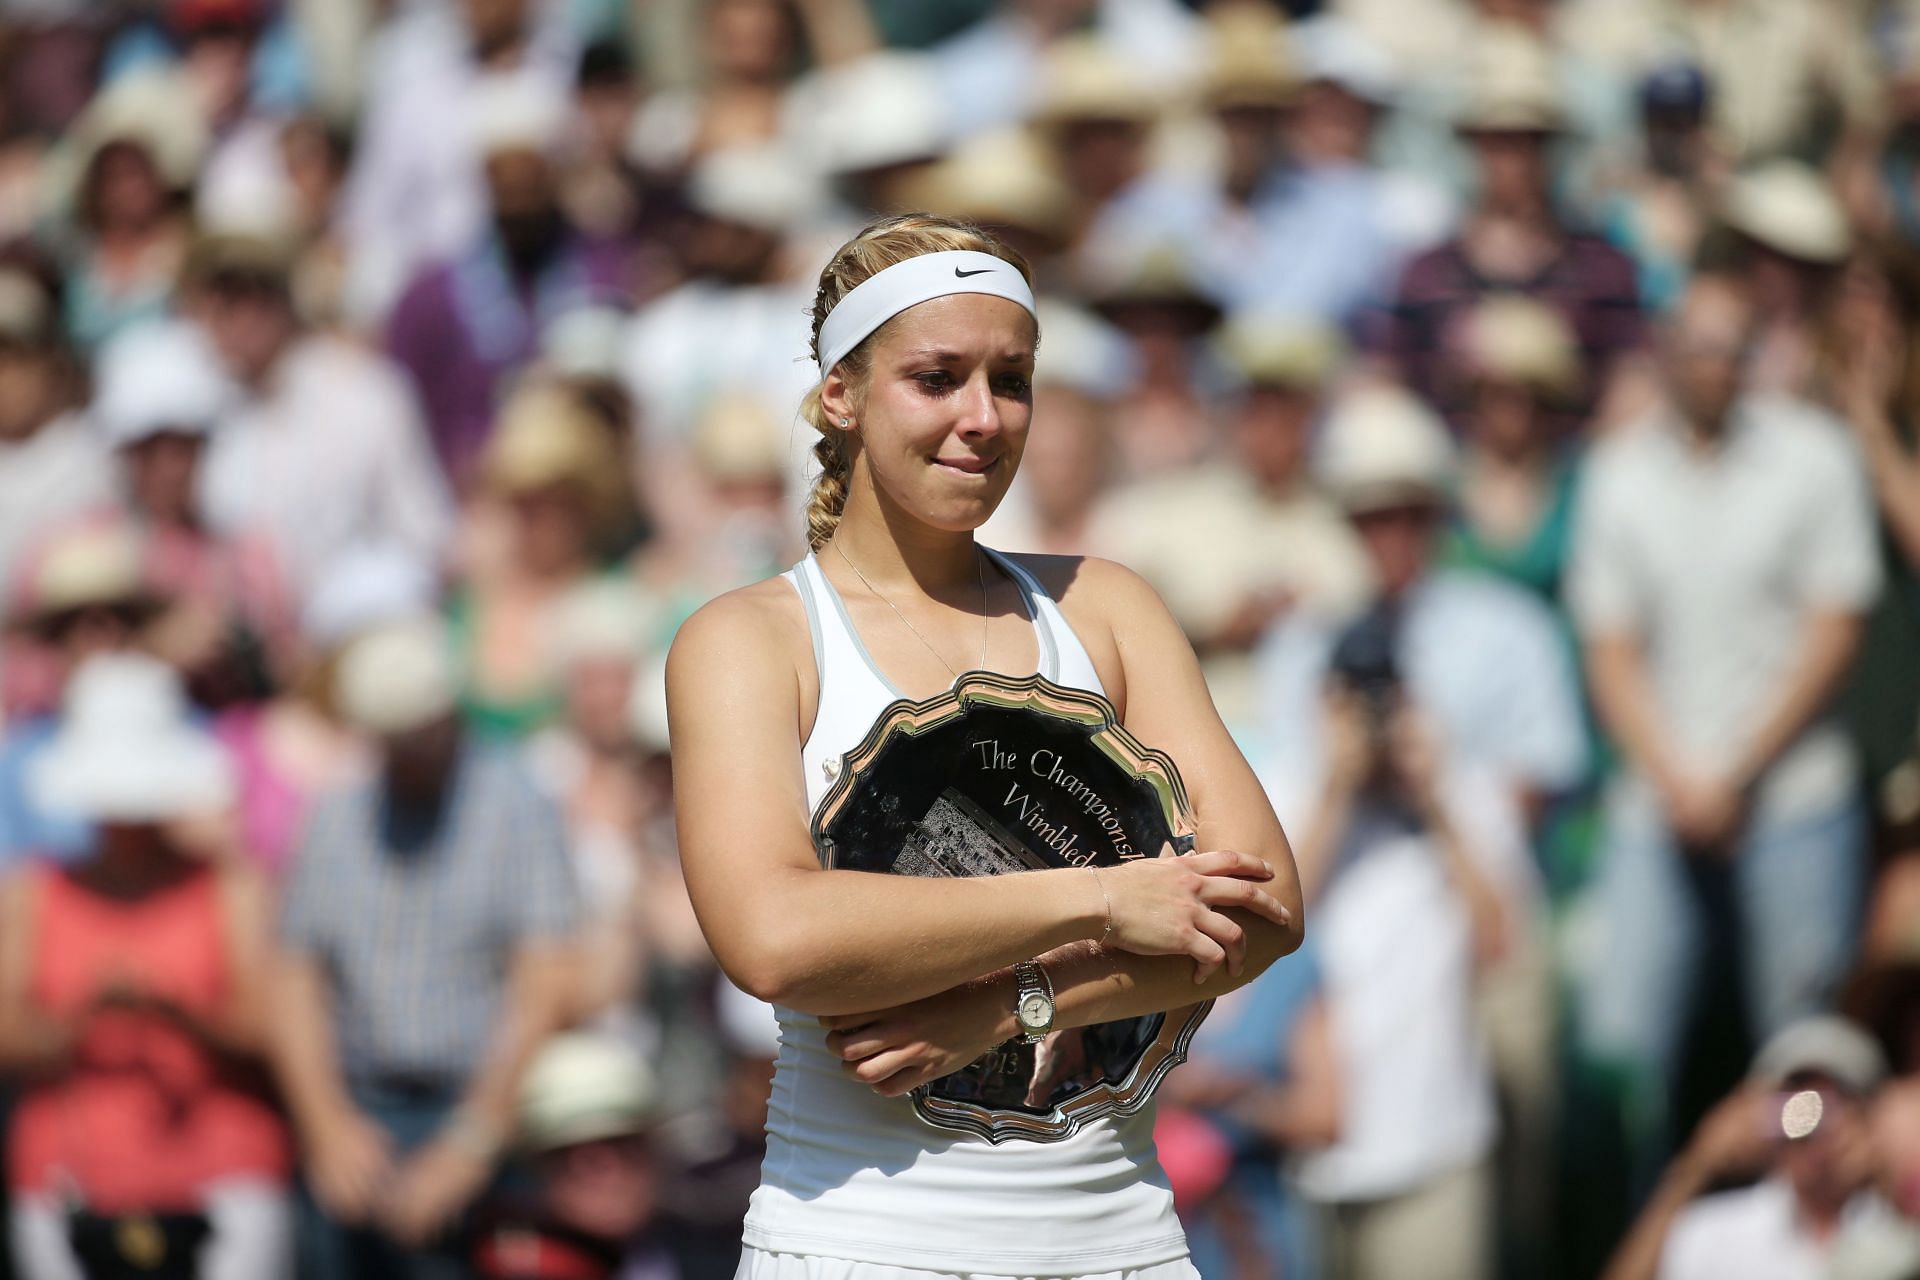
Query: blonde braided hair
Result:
<box><xmin>801</xmin><ymin>213</ymin><xmax>1035</xmax><ymax>550</ymax></box>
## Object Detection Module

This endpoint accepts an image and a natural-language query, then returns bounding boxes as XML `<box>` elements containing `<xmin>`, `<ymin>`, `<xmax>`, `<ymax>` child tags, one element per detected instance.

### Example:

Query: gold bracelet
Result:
<box><xmin>1088</xmin><ymin>866</ymin><xmax>1114</xmax><ymax>948</ymax></box>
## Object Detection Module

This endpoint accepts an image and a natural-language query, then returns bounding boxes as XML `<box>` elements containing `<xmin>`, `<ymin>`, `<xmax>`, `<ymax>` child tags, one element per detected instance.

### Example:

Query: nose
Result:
<box><xmin>954</xmin><ymin>371</ymin><xmax>1003</xmax><ymax>441</ymax></box>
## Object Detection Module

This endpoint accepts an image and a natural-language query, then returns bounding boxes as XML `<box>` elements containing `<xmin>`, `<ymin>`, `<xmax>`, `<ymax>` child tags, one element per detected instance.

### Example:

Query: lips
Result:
<box><xmin>934</xmin><ymin>455</ymin><xmax>998</xmax><ymax>475</ymax></box>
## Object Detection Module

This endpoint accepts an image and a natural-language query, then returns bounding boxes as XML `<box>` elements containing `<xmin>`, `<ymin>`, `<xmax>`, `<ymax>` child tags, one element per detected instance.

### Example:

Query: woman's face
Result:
<box><xmin>833</xmin><ymin>293</ymin><xmax>1037</xmax><ymax>535</ymax></box>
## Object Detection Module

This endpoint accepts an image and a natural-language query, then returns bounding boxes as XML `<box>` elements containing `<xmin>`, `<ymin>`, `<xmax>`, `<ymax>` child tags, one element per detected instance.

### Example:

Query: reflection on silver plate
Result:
<box><xmin>811</xmin><ymin>671</ymin><xmax>1210</xmax><ymax>1143</ymax></box>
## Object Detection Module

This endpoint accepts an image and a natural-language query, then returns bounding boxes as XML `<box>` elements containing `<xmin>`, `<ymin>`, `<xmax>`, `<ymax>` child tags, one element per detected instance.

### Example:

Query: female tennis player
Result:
<box><xmin>666</xmin><ymin>213</ymin><xmax>1304</xmax><ymax>1280</ymax></box>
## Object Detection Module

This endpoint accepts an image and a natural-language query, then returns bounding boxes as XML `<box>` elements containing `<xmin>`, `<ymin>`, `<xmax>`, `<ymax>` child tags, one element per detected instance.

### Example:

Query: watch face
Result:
<box><xmin>1018</xmin><ymin>991</ymin><xmax>1052</xmax><ymax>1029</ymax></box>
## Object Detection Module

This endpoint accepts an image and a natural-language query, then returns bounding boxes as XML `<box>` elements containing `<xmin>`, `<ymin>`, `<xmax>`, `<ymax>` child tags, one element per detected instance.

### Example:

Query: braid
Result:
<box><xmin>798</xmin><ymin>213</ymin><xmax>1034</xmax><ymax>551</ymax></box>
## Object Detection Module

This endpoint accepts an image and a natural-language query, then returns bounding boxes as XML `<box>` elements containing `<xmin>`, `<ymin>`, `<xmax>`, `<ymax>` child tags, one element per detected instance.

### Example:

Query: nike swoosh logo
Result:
<box><xmin>953</xmin><ymin>267</ymin><xmax>993</xmax><ymax>277</ymax></box>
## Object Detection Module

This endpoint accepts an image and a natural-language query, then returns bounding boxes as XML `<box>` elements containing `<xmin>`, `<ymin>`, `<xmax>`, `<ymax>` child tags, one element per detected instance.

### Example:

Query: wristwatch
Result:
<box><xmin>1012</xmin><ymin>959</ymin><xmax>1055</xmax><ymax>1044</ymax></box>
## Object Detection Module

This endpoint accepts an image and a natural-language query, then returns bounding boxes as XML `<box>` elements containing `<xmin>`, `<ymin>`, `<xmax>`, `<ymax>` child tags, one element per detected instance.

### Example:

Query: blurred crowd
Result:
<box><xmin>4</xmin><ymin>0</ymin><xmax>1920</xmax><ymax>1277</ymax></box>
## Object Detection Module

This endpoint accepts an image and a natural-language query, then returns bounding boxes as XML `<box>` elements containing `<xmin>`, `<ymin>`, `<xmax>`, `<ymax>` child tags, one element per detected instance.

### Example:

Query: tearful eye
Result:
<box><xmin>996</xmin><ymin>374</ymin><xmax>1032</xmax><ymax>397</ymax></box>
<box><xmin>914</xmin><ymin>371</ymin><xmax>954</xmax><ymax>394</ymax></box>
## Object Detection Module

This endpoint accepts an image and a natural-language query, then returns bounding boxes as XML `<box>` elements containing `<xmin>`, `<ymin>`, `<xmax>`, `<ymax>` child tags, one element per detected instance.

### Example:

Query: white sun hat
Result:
<box><xmin>29</xmin><ymin>653</ymin><xmax>235</xmax><ymax>823</ymax></box>
<box><xmin>1722</xmin><ymin>161</ymin><xmax>1853</xmax><ymax>265</ymax></box>
<box><xmin>333</xmin><ymin>615</ymin><xmax>459</xmax><ymax>737</ymax></box>
<box><xmin>519</xmin><ymin>1032</ymin><xmax>660</xmax><ymax>1152</ymax></box>
<box><xmin>1317</xmin><ymin>384</ymin><xmax>1458</xmax><ymax>512</ymax></box>
<box><xmin>93</xmin><ymin>319</ymin><xmax>235</xmax><ymax>447</ymax></box>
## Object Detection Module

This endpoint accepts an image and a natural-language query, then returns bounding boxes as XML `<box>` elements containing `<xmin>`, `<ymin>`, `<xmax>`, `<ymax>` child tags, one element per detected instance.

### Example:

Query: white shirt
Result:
<box><xmin>0</xmin><ymin>412</ymin><xmax>113</xmax><ymax>610</ymax></box>
<box><xmin>1254</xmin><ymin>570</ymin><xmax>1589</xmax><ymax>794</ymax></box>
<box><xmin>1568</xmin><ymin>395</ymin><xmax>1881</xmax><ymax>821</ymax></box>
<box><xmin>201</xmin><ymin>334</ymin><xmax>453</xmax><ymax>599</ymax></box>
<box><xmin>1660</xmin><ymin>1179</ymin><xmax>1894</xmax><ymax>1280</ymax></box>
<box><xmin>1272</xmin><ymin>763</ymin><xmax>1523</xmax><ymax>1202</ymax></box>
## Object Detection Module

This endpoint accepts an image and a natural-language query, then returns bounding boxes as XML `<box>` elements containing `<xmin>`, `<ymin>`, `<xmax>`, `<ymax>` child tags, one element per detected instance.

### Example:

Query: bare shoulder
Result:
<box><xmin>1004</xmin><ymin>553</ymin><xmax>1170</xmax><ymax>626</ymax></box>
<box><xmin>667</xmin><ymin>575</ymin><xmax>808</xmax><ymax>678</ymax></box>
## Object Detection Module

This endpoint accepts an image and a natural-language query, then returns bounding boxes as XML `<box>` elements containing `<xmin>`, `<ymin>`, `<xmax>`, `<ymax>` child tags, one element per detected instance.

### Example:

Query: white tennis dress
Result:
<box><xmin>736</xmin><ymin>549</ymin><xmax>1194</xmax><ymax>1280</ymax></box>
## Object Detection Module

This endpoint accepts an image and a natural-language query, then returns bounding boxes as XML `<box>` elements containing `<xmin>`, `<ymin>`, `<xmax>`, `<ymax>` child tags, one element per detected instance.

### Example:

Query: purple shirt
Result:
<box><xmin>386</xmin><ymin>233</ymin><xmax>630</xmax><ymax>488</ymax></box>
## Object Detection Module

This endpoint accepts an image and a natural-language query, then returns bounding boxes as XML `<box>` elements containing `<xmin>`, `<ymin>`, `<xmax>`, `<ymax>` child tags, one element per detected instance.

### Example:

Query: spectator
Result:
<box><xmin>0</xmin><ymin>521</ymin><xmax>162</xmax><ymax>864</ymax></box>
<box><xmin>1438</xmin><ymin>295</ymin><xmax>1585</xmax><ymax>603</ymax></box>
<box><xmin>1154</xmin><ymin>937</ymin><xmax>1340</xmax><ymax>1280</ymax></box>
<box><xmin>1259</xmin><ymin>384</ymin><xmax>1589</xmax><ymax>804</ymax></box>
<box><xmin>183</xmin><ymin>232</ymin><xmax>454</xmax><ymax>600</ymax></box>
<box><xmin>1098</xmin><ymin>316</ymin><xmax>1371</xmax><ymax>726</ymax></box>
<box><xmin>0</xmin><ymin>653</ymin><xmax>292</xmax><ymax>1280</ymax></box>
<box><xmin>1716</xmin><ymin>161</ymin><xmax>1855</xmax><ymax>402</ymax></box>
<box><xmin>0</xmin><ymin>259</ymin><xmax>109</xmax><ymax>619</ymax></box>
<box><xmin>386</xmin><ymin>76</ymin><xmax>633</xmax><ymax>489</ymax></box>
<box><xmin>470</xmin><ymin>1033</ymin><xmax>676</xmax><ymax>1280</ymax></box>
<box><xmin>1603</xmin><ymin>1016</ymin><xmax>1893</xmax><ymax>1280</ymax></box>
<box><xmin>453</xmin><ymin>381</ymin><xmax>633</xmax><ymax>739</ymax></box>
<box><xmin>1366</xmin><ymin>24</ymin><xmax>1644</xmax><ymax>424</ymax></box>
<box><xmin>272</xmin><ymin>618</ymin><xmax>580</xmax><ymax>1278</ymax></box>
<box><xmin>1570</xmin><ymin>277</ymin><xmax>1881</xmax><ymax>1162</ymax></box>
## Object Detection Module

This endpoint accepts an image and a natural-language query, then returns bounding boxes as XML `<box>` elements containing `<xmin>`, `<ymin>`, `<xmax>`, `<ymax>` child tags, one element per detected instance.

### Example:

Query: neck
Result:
<box><xmin>829</xmin><ymin>488</ymin><xmax>981</xmax><ymax>598</ymax></box>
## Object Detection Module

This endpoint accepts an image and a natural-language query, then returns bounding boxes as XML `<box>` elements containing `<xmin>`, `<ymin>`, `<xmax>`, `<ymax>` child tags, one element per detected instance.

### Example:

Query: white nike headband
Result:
<box><xmin>815</xmin><ymin>249</ymin><xmax>1037</xmax><ymax>376</ymax></box>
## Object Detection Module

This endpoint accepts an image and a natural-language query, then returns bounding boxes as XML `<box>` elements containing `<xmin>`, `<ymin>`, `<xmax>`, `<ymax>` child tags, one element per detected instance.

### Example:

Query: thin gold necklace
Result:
<box><xmin>831</xmin><ymin>540</ymin><xmax>988</xmax><ymax>680</ymax></box>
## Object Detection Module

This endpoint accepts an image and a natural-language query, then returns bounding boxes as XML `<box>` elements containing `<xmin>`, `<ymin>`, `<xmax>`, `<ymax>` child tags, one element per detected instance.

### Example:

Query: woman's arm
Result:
<box><xmin>667</xmin><ymin>584</ymin><xmax>1291</xmax><ymax>1016</ymax></box>
<box><xmin>822</xmin><ymin>560</ymin><xmax>1308</xmax><ymax>1092</ymax></box>
<box><xmin>0</xmin><ymin>871</ymin><xmax>73</xmax><ymax>1073</ymax></box>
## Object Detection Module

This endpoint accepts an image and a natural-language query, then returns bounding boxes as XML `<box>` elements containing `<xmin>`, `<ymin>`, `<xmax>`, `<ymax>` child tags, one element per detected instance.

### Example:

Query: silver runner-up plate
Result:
<box><xmin>810</xmin><ymin>671</ymin><xmax>1211</xmax><ymax>1144</ymax></box>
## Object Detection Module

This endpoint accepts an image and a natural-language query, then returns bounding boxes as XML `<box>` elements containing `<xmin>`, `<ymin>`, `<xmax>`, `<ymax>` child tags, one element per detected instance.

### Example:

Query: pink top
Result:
<box><xmin>8</xmin><ymin>863</ymin><xmax>291</xmax><ymax>1210</ymax></box>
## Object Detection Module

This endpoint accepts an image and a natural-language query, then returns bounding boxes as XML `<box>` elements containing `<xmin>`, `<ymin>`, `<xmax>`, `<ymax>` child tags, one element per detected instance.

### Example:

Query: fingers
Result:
<box><xmin>1181</xmin><ymin>849</ymin><xmax>1275</xmax><ymax>882</ymax></box>
<box><xmin>1187</xmin><ymin>934</ymin><xmax>1228</xmax><ymax>985</ymax></box>
<box><xmin>825</xmin><ymin>1024</ymin><xmax>894</xmax><ymax>1062</ymax></box>
<box><xmin>1194</xmin><ymin>875</ymin><xmax>1294</xmax><ymax>929</ymax></box>
<box><xmin>1189</xmin><ymin>909</ymin><xmax>1248</xmax><ymax>978</ymax></box>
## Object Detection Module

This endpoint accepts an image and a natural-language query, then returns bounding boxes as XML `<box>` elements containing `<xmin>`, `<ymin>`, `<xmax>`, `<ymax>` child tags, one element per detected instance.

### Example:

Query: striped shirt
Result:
<box><xmin>280</xmin><ymin>742</ymin><xmax>579</xmax><ymax>1082</ymax></box>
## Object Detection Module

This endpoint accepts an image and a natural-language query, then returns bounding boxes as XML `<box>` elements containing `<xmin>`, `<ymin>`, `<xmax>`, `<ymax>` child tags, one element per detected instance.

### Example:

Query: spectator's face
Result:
<box><xmin>0</xmin><ymin>343</ymin><xmax>60</xmax><ymax>440</ymax></box>
<box><xmin>1022</xmin><ymin>385</ymin><xmax>1108</xmax><ymax>528</ymax></box>
<box><xmin>1466</xmin><ymin>379</ymin><xmax>1543</xmax><ymax>457</ymax></box>
<box><xmin>1665</xmin><ymin>282</ymin><xmax>1753</xmax><ymax>432</ymax></box>
<box><xmin>537</xmin><ymin>1135</ymin><xmax>659</xmax><ymax>1242</ymax></box>
<box><xmin>83</xmin><ymin>140</ymin><xmax>170</xmax><ymax>233</ymax></box>
<box><xmin>194</xmin><ymin>275</ymin><xmax>296</xmax><ymax>386</ymax></box>
<box><xmin>122</xmin><ymin>432</ymin><xmax>205</xmax><ymax>525</ymax></box>
<box><xmin>1351</xmin><ymin>501</ymin><xmax>1442</xmax><ymax>595</ymax></box>
<box><xmin>1233</xmin><ymin>385</ymin><xmax>1315</xmax><ymax>489</ymax></box>
<box><xmin>683</xmin><ymin>214</ymin><xmax>781</xmax><ymax>284</ymax></box>
<box><xmin>280</xmin><ymin>117</ymin><xmax>347</xmax><ymax>232</ymax></box>
<box><xmin>462</xmin><ymin>0</ymin><xmax>530</xmax><ymax>58</ymax></box>
<box><xmin>565</xmin><ymin>656</ymin><xmax>637</xmax><ymax>754</ymax></box>
<box><xmin>1467</xmin><ymin>130</ymin><xmax>1549</xmax><ymax>209</ymax></box>
<box><xmin>382</xmin><ymin>714</ymin><xmax>462</xmax><ymax>800</ymax></box>
<box><xmin>835</xmin><ymin>294</ymin><xmax>1037</xmax><ymax>537</ymax></box>
<box><xmin>484</xmin><ymin>150</ymin><xmax>562</xmax><ymax>259</ymax></box>
<box><xmin>1056</xmin><ymin>119</ymin><xmax>1148</xmax><ymax>204</ymax></box>
<box><xmin>41</xmin><ymin>604</ymin><xmax>142</xmax><ymax>667</ymax></box>
<box><xmin>507</xmin><ymin>483</ymin><xmax>596</xmax><ymax>578</ymax></box>
<box><xmin>1291</xmin><ymin>82</ymin><xmax>1376</xmax><ymax>162</ymax></box>
<box><xmin>706</xmin><ymin>0</ymin><xmax>796</xmax><ymax>82</ymax></box>
<box><xmin>1216</xmin><ymin>104</ymin><xmax>1288</xmax><ymax>190</ymax></box>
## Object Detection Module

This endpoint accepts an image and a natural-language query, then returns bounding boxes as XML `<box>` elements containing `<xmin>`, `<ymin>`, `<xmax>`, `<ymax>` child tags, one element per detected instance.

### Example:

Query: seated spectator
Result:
<box><xmin>183</xmin><ymin>231</ymin><xmax>454</xmax><ymax>601</ymax></box>
<box><xmin>470</xmin><ymin>1033</ymin><xmax>676</xmax><ymax>1280</ymax></box>
<box><xmin>1439</xmin><ymin>295</ymin><xmax>1585</xmax><ymax>604</ymax></box>
<box><xmin>1603</xmin><ymin>1016</ymin><xmax>1894</xmax><ymax>1280</ymax></box>
<box><xmin>0</xmin><ymin>258</ymin><xmax>111</xmax><ymax>643</ymax></box>
<box><xmin>0</xmin><ymin>520</ymin><xmax>163</xmax><ymax>865</ymax></box>
<box><xmin>1570</xmin><ymin>277</ymin><xmax>1881</xmax><ymax>1164</ymax></box>
<box><xmin>1365</xmin><ymin>25</ymin><xmax>1643</xmax><ymax>425</ymax></box>
<box><xmin>273</xmin><ymin>617</ymin><xmax>580</xmax><ymax>1279</ymax></box>
<box><xmin>1098</xmin><ymin>316</ymin><xmax>1371</xmax><ymax>728</ymax></box>
<box><xmin>1154</xmin><ymin>936</ymin><xmax>1339</xmax><ymax>1280</ymax></box>
<box><xmin>454</xmin><ymin>381</ymin><xmax>633</xmax><ymax>739</ymax></box>
<box><xmin>0</xmin><ymin>653</ymin><xmax>292</xmax><ymax>1279</ymax></box>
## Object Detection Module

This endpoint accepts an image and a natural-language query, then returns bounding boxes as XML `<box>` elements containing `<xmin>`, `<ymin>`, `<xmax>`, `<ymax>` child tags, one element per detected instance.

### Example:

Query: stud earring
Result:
<box><xmin>840</xmin><ymin>417</ymin><xmax>851</xmax><ymax>427</ymax></box>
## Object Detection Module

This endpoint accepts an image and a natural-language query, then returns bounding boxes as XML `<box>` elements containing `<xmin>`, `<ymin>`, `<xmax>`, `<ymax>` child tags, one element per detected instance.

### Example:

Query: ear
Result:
<box><xmin>819</xmin><ymin>368</ymin><xmax>858</xmax><ymax>430</ymax></box>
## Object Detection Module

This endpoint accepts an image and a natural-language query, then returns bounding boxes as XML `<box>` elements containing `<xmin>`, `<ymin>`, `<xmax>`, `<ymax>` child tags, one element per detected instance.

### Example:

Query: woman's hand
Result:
<box><xmin>1100</xmin><ymin>846</ymin><xmax>1292</xmax><ymax>984</ymax></box>
<box><xmin>820</xmin><ymin>979</ymin><xmax>1013</xmax><ymax>1098</ymax></box>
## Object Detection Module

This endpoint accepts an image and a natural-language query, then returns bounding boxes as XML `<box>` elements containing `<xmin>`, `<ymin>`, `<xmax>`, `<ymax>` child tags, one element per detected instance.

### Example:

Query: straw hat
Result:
<box><xmin>93</xmin><ymin>320</ymin><xmax>234</xmax><ymax>447</ymax></box>
<box><xmin>1083</xmin><ymin>243</ymin><xmax>1224</xmax><ymax>335</ymax></box>
<box><xmin>1455</xmin><ymin>24</ymin><xmax>1563</xmax><ymax>135</ymax></box>
<box><xmin>14</xmin><ymin>521</ymin><xmax>157</xmax><ymax>628</ymax></box>
<box><xmin>0</xmin><ymin>267</ymin><xmax>56</xmax><ymax>347</ymax></box>
<box><xmin>333</xmin><ymin>616</ymin><xmax>459</xmax><ymax>737</ymax></box>
<box><xmin>692</xmin><ymin>394</ymin><xmax>787</xmax><ymax>485</ymax></box>
<box><xmin>903</xmin><ymin>129</ymin><xmax>1074</xmax><ymax>246</ymax></box>
<box><xmin>1721</xmin><ymin>161</ymin><xmax>1853</xmax><ymax>265</ymax></box>
<box><xmin>1454</xmin><ymin>295</ymin><xmax>1580</xmax><ymax>397</ymax></box>
<box><xmin>471</xmin><ymin>71</ymin><xmax>571</xmax><ymax>159</ymax></box>
<box><xmin>1034</xmin><ymin>37</ymin><xmax>1163</xmax><ymax>128</ymax></box>
<box><xmin>1316</xmin><ymin>384</ymin><xmax>1457</xmax><ymax>512</ymax></box>
<box><xmin>482</xmin><ymin>382</ymin><xmax>626</xmax><ymax>508</ymax></box>
<box><xmin>1198</xmin><ymin>9</ymin><xmax>1298</xmax><ymax>113</ymax></box>
<box><xmin>29</xmin><ymin>653</ymin><xmax>235</xmax><ymax>823</ymax></box>
<box><xmin>519</xmin><ymin>1033</ymin><xmax>659</xmax><ymax>1152</ymax></box>
<box><xmin>1218</xmin><ymin>313</ymin><xmax>1346</xmax><ymax>391</ymax></box>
